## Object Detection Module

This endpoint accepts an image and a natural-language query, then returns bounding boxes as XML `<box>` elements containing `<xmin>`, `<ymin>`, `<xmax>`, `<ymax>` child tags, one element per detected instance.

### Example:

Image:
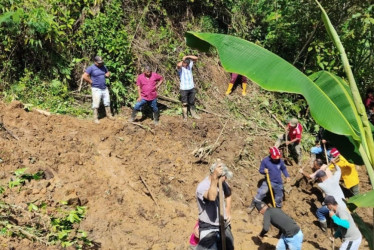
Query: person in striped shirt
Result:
<box><xmin>177</xmin><ymin>55</ymin><xmax>200</xmax><ymax>121</ymax></box>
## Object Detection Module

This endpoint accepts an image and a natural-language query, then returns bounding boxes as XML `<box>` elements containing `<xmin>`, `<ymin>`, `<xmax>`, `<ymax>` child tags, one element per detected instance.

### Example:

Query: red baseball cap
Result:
<box><xmin>269</xmin><ymin>147</ymin><xmax>281</xmax><ymax>159</ymax></box>
<box><xmin>330</xmin><ymin>148</ymin><xmax>340</xmax><ymax>158</ymax></box>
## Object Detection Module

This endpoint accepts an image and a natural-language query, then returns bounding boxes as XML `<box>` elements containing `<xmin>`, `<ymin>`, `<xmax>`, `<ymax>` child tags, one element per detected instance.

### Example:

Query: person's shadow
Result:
<box><xmin>251</xmin><ymin>236</ymin><xmax>276</xmax><ymax>249</ymax></box>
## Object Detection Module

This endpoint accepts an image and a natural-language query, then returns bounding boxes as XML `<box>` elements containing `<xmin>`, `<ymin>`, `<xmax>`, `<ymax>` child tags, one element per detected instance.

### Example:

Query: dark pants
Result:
<box><xmin>180</xmin><ymin>88</ymin><xmax>196</xmax><ymax>106</ymax></box>
<box><xmin>197</xmin><ymin>225</ymin><xmax>234</xmax><ymax>250</ymax></box>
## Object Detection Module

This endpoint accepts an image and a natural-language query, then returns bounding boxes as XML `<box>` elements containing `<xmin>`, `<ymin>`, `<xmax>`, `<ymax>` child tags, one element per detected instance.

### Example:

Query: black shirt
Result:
<box><xmin>260</xmin><ymin>208</ymin><xmax>300</xmax><ymax>237</ymax></box>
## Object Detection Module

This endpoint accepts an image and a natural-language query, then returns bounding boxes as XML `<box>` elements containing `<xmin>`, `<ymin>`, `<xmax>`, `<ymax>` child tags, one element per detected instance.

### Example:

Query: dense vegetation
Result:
<box><xmin>1</xmin><ymin>0</ymin><xmax>373</xmax><ymax>116</ymax></box>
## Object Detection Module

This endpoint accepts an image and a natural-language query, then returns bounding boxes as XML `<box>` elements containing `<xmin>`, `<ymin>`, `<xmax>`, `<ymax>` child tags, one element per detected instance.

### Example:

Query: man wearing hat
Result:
<box><xmin>314</xmin><ymin>162</ymin><xmax>347</xmax><ymax>232</ymax></box>
<box><xmin>328</xmin><ymin>148</ymin><xmax>360</xmax><ymax>196</ymax></box>
<box><xmin>324</xmin><ymin>196</ymin><xmax>362</xmax><ymax>249</ymax></box>
<box><xmin>82</xmin><ymin>56</ymin><xmax>113</xmax><ymax>124</ymax></box>
<box><xmin>196</xmin><ymin>160</ymin><xmax>234</xmax><ymax>250</ymax></box>
<box><xmin>249</xmin><ymin>147</ymin><xmax>290</xmax><ymax>210</ymax></box>
<box><xmin>255</xmin><ymin>201</ymin><xmax>303</xmax><ymax>249</ymax></box>
<box><xmin>275</xmin><ymin>117</ymin><xmax>303</xmax><ymax>165</ymax></box>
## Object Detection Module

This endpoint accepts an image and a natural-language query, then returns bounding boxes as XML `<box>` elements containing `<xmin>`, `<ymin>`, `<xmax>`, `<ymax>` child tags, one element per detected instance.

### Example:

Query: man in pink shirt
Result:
<box><xmin>130</xmin><ymin>66</ymin><xmax>163</xmax><ymax>124</ymax></box>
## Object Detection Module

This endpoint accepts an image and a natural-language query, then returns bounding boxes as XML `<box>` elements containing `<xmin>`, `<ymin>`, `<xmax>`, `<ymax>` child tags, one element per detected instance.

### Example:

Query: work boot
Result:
<box><xmin>129</xmin><ymin>109</ymin><xmax>138</xmax><ymax>122</ymax></box>
<box><xmin>182</xmin><ymin>107</ymin><xmax>188</xmax><ymax>121</ymax></box>
<box><xmin>242</xmin><ymin>83</ymin><xmax>247</xmax><ymax>96</ymax></box>
<box><xmin>319</xmin><ymin>221</ymin><xmax>327</xmax><ymax>232</ymax></box>
<box><xmin>93</xmin><ymin>108</ymin><xmax>99</xmax><ymax>124</ymax></box>
<box><xmin>105</xmin><ymin>106</ymin><xmax>114</xmax><ymax>120</ymax></box>
<box><xmin>225</xmin><ymin>83</ymin><xmax>234</xmax><ymax>95</ymax></box>
<box><xmin>247</xmin><ymin>199</ymin><xmax>256</xmax><ymax>214</ymax></box>
<box><xmin>153</xmin><ymin>111</ymin><xmax>160</xmax><ymax>125</ymax></box>
<box><xmin>190</xmin><ymin>106</ymin><xmax>201</xmax><ymax>119</ymax></box>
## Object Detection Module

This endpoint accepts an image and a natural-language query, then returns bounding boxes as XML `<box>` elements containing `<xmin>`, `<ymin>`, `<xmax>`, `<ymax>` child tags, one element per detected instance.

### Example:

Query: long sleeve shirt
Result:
<box><xmin>259</xmin><ymin>156</ymin><xmax>289</xmax><ymax>184</ymax></box>
<box><xmin>260</xmin><ymin>208</ymin><xmax>300</xmax><ymax>237</ymax></box>
<box><xmin>318</xmin><ymin>165</ymin><xmax>347</xmax><ymax>208</ymax></box>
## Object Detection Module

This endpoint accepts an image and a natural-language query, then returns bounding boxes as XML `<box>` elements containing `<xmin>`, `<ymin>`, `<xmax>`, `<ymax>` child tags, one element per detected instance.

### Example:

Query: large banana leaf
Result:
<box><xmin>348</xmin><ymin>190</ymin><xmax>374</xmax><ymax>208</ymax></box>
<box><xmin>185</xmin><ymin>32</ymin><xmax>361</xmax><ymax>142</ymax></box>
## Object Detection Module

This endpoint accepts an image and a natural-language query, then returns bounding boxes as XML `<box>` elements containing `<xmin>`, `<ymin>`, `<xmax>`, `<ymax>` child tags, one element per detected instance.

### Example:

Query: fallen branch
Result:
<box><xmin>0</xmin><ymin>116</ymin><xmax>19</xmax><ymax>140</ymax></box>
<box><xmin>139</xmin><ymin>175</ymin><xmax>158</xmax><ymax>207</ymax></box>
<box><xmin>265</xmin><ymin>108</ymin><xmax>286</xmax><ymax>130</ymax></box>
<box><xmin>34</xmin><ymin>109</ymin><xmax>51</xmax><ymax>116</ymax></box>
<box><xmin>0</xmin><ymin>220</ymin><xmax>50</xmax><ymax>245</ymax></box>
<box><xmin>130</xmin><ymin>122</ymin><xmax>155</xmax><ymax>135</ymax></box>
<box><xmin>193</xmin><ymin>121</ymin><xmax>228</xmax><ymax>162</ymax></box>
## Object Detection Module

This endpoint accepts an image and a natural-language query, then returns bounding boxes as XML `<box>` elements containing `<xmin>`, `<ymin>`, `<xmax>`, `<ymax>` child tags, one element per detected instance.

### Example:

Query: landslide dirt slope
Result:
<box><xmin>0</xmin><ymin>99</ymin><xmax>371</xmax><ymax>250</ymax></box>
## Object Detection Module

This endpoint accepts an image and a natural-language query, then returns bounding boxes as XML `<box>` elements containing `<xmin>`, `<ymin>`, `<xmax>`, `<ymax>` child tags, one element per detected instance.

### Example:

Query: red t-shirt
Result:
<box><xmin>287</xmin><ymin>123</ymin><xmax>302</xmax><ymax>143</ymax></box>
<box><xmin>136</xmin><ymin>72</ymin><xmax>163</xmax><ymax>101</ymax></box>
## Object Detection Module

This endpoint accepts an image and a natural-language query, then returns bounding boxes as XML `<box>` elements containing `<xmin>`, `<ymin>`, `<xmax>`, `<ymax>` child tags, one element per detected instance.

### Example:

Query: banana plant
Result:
<box><xmin>185</xmin><ymin>1</ymin><xmax>374</xmax><ymax>248</ymax></box>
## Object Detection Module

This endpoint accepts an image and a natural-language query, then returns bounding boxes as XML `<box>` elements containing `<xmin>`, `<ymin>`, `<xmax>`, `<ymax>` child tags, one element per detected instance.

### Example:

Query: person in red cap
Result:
<box><xmin>249</xmin><ymin>147</ymin><xmax>290</xmax><ymax>210</ymax></box>
<box><xmin>275</xmin><ymin>117</ymin><xmax>303</xmax><ymax>165</ymax></box>
<box><xmin>328</xmin><ymin>148</ymin><xmax>360</xmax><ymax>196</ymax></box>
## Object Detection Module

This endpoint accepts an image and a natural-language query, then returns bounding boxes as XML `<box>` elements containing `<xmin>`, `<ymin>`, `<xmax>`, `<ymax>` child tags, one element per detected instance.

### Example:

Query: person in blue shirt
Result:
<box><xmin>82</xmin><ymin>56</ymin><xmax>113</xmax><ymax>124</ymax></box>
<box><xmin>249</xmin><ymin>147</ymin><xmax>290</xmax><ymax>211</ymax></box>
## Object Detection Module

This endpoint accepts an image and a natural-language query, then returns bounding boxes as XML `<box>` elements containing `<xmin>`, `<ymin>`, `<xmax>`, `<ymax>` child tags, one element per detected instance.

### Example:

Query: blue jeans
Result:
<box><xmin>134</xmin><ymin>98</ymin><xmax>158</xmax><ymax>112</ymax></box>
<box><xmin>316</xmin><ymin>205</ymin><xmax>329</xmax><ymax>222</ymax></box>
<box><xmin>254</xmin><ymin>180</ymin><xmax>284</xmax><ymax>208</ymax></box>
<box><xmin>276</xmin><ymin>230</ymin><xmax>303</xmax><ymax>250</ymax></box>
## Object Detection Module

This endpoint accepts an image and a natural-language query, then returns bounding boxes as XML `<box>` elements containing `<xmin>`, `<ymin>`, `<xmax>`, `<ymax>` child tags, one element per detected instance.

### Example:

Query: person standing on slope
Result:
<box><xmin>82</xmin><ymin>56</ymin><xmax>114</xmax><ymax>124</ymax></box>
<box><xmin>225</xmin><ymin>73</ymin><xmax>248</xmax><ymax>96</ymax></box>
<box><xmin>177</xmin><ymin>55</ymin><xmax>200</xmax><ymax>121</ymax></box>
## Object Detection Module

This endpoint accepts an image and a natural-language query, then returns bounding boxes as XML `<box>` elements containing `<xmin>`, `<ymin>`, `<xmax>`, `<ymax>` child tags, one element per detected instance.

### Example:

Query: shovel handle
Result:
<box><xmin>266</xmin><ymin>172</ymin><xmax>276</xmax><ymax>207</ymax></box>
<box><xmin>218</xmin><ymin>179</ymin><xmax>226</xmax><ymax>250</ymax></box>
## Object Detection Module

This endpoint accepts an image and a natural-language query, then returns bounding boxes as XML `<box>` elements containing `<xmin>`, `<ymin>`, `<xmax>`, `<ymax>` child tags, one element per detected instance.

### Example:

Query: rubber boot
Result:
<box><xmin>225</xmin><ymin>83</ymin><xmax>234</xmax><ymax>95</ymax></box>
<box><xmin>129</xmin><ymin>109</ymin><xmax>138</xmax><ymax>122</ymax></box>
<box><xmin>153</xmin><ymin>111</ymin><xmax>160</xmax><ymax>125</ymax></box>
<box><xmin>93</xmin><ymin>108</ymin><xmax>99</xmax><ymax>124</ymax></box>
<box><xmin>319</xmin><ymin>221</ymin><xmax>327</xmax><ymax>232</ymax></box>
<box><xmin>182</xmin><ymin>107</ymin><xmax>188</xmax><ymax>121</ymax></box>
<box><xmin>105</xmin><ymin>106</ymin><xmax>114</xmax><ymax>120</ymax></box>
<box><xmin>190</xmin><ymin>106</ymin><xmax>201</xmax><ymax>119</ymax></box>
<box><xmin>242</xmin><ymin>83</ymin><xmax>247</xmax><ymax>96</ymax></box>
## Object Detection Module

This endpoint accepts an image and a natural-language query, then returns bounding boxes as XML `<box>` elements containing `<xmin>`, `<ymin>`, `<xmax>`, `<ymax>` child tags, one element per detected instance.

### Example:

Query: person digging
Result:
<box><xmin>275</xmin><ymin>117</ymin><xmax>303</xmax><ymax>165</ymax></box>
<box><xmin>249</xmin><ymin>147</ymin><xmax>290</xmax><ymax>211</ymax></box>
<box><xmin>196</xmin><ymin>161</ymin><xmax>234</xmax><ymax>250</ymax></box>
<box><xmin>130</xmin><ymin>65</ymin><xmax>163</xmax><ymax>125</ymax></box>
<box><xmin>176</xmin><ymin>55</ymin><xmax>200</xmax><ymax>121</ymax></box>
<box><xmin>314</xmin><ymin>161</ymin><xmax>347</xmax><ymax>233</ymax></box>
<box><xmin>255</xmin><ymin>201</ymin><xmax>303</xmax><ymax>250</ymax></box>
<box><xmin>324</xmin><ymin>196</ymin><xmax>362</xmax><ymax>250</ymax></box>
<box><xmin>82</xmin><ymin>56</ymin><xmax>114</xmax><ymax>124</ymax></box>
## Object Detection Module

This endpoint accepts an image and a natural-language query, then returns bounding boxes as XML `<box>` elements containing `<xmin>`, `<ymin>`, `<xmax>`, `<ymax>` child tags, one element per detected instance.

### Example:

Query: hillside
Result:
<box><xmin>0</xmin><ymin>91</ymin><xmax>372</xmax><ymax>249</ymax></box>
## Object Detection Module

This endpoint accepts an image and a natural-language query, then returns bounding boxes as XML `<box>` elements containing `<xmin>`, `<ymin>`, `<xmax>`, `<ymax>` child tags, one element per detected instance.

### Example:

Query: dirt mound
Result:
<box><xmin>0</xmin><ymin>101</ymin><xmax>371</xmax><ymax>249</ymax></box>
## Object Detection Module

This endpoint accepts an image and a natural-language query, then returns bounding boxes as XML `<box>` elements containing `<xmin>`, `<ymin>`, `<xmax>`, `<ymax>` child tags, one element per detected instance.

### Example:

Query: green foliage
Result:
<box><xmin>8</xmin><ymin>168</ymin><xmax>44</xmax><ymax>189</ymax></box>
<box><xmin>4</xmin><ymin>70</ymin><xmax>90</xmax><ymax>116</ymax></box>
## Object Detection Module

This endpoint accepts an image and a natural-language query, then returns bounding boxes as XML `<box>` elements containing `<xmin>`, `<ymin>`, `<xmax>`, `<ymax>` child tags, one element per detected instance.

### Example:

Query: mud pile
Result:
<box><xmin>0</xmin><ymin>101</ymin><xmax>371</xmax><ymax>249</ymax></box>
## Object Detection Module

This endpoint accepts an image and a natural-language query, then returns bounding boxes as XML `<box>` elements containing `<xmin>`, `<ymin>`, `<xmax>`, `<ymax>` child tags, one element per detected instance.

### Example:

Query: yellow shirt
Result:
<box><xmin>328</xmin><ymin>155</ymin><xmax>359</xmax><ymax>188</ymax></box>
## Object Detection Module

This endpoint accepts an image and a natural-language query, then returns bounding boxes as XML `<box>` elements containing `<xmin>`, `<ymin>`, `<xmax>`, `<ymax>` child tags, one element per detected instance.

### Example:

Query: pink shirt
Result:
<box><xmin>136</xmin><ymin>72</ymin><xmax>163</xmax><ymax>101</ymax></box>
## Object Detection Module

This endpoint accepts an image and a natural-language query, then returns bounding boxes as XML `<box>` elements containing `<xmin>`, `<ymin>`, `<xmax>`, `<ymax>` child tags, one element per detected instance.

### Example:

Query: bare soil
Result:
<box><xmin>0</xmin><ymin>99</ymin><xmax>371</xmax><ymax>250</ymax></box>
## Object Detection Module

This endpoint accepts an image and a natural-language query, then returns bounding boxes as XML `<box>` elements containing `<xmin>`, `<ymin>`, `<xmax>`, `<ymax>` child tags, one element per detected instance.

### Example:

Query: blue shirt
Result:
<box><xmin>259</xmin><ymin>156</ymin><xmax>289</xmax><ymax>184</ymax></box>
<box><xmin>178</xmin><ymin>61</ymin><xmax>194</xmax><ymax>90</ymax></box>
<box><xmin>86</xmin><ymin>64</ymin><xmax>108</xmax><ymax>89</ymax></box>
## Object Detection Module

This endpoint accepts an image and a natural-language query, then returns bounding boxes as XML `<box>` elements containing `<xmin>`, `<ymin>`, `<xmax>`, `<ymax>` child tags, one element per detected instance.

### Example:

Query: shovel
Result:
<box><xmin>284</xmin><ymin>164</ymin><xmax>307</xmax><ymax>194</ymax></box>
<box><xmin>218</xmin><ymin>178</ymin><xmax>226</xmax><ymax>250</ymax></box>
<box><xmin>283</xmin><ymin>130</ymin><xmax>293</xmax><ymax>166</ymax></box>
<box><xmin>265</xmin><ymin>171</ymin><xmax>276</xmax><ymax>207</ymax></box>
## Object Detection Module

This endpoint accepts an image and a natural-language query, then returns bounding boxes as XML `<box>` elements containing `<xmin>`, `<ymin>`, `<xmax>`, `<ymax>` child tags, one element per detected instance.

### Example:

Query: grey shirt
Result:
<box><xmin>318</xmin><ymin>165</ymin><xmax>347</xmax><ymax>208</ymax></box>
<box><xmin>336</xmin><ymin>205</ymin><xmax>361</xmax><ymax>241</ymax></box>
<box><xmin>196</xmin><ymin>176</ymin><xmax>230</xmax><ymax>226</ymax></box>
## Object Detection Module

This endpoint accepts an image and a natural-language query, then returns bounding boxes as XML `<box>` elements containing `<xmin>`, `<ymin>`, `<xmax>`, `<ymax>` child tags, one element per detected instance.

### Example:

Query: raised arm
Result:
<box><xmin>203</xmin><ymin>166</ymin><xmax>222</xmax><ymax>201</ymax></box>
<box><xmin>183</xmin><ymin>55</ymin><xmax>198</xmax><ymax>61</ymax></box>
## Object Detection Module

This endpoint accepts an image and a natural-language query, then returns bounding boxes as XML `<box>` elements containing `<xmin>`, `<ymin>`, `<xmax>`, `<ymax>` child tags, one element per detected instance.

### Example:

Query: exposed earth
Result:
<box><xmin>0</xmin><ymin>99</ymin><xmax>372</xmax><ymax>249</ymax></box>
